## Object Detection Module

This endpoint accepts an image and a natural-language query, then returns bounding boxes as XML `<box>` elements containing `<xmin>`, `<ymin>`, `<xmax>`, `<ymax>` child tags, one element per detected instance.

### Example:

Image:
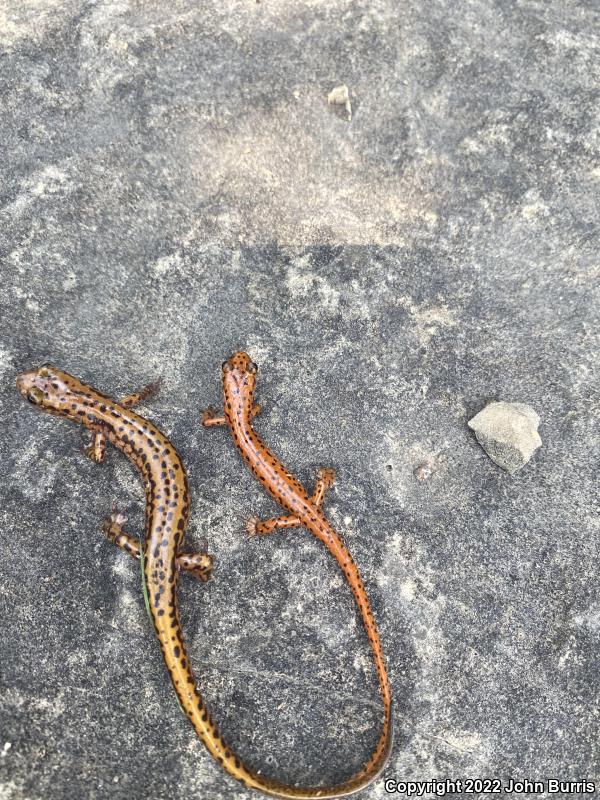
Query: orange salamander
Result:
<box><xmin>202</xmin><ymin>351</ymin><xmax>394</xmax><ymax>796</ymax></box>
<box><xmin>16</xmin><ymin>364</ymin><xmax>391</xmax><ymax>799</ymax></box>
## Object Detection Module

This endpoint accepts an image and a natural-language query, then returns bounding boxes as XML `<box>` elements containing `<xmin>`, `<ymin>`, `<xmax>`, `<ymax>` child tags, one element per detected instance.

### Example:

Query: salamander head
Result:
<box><xmin>221</xmin><ymin>351</ymin><xmax>258</xmax><ymax>408</ymax></box>
<box><xmin>16</xmin><ymin>364</ymin><xmax>89</xmax><ymax>418</ymax></box>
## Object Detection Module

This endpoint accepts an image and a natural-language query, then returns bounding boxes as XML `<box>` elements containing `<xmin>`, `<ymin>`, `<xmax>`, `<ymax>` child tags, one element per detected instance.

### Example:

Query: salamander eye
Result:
<box><xmin>38</xmin><ymin>364</ymin><xmax>52</xmax><ymax>378</ymax></box>
<box><xmin>247</xmin><ymin>361</ymin><xmax>258</xmax><ymax>375</ymax></box>
<box><xmin>222</xmin><ymin>361</ymin><xmax>233</xmax><ymax>373</ymax></box>
<box><xmin>27</xmin><ymin>387</ymin><xmax>45</xmax><ymax>405</ymax></box>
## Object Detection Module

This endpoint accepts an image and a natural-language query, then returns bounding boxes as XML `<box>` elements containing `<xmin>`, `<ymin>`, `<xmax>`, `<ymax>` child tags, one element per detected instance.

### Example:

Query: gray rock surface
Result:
<box><xmin>1</xmin><ymin>2</ymin><xmax>599</xmax><ymax>800</ymax></box>
<box><xmin>468</xmin><ymin>402</ymin><xmax>542</xmax><ymax>473</ymax></box>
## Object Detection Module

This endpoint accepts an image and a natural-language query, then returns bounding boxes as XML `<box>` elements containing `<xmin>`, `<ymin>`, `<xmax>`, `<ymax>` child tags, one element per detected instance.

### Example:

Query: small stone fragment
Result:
<box><xmin>327</xmin><ymin>84</ymin><xmax>352</xmax><ymax>121</ymax></box>
<box><xmin>468</xmin><ymin>401</ymin><xmax>542</xmax><ymax>474</ymax></box>
<box><xmin>414</xmin><ymin>462</ymin><xmax>434</xmax><ymax>482</ymax></box>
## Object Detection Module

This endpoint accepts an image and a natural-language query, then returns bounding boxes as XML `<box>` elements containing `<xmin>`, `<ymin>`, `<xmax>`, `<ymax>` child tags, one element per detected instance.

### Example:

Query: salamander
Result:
<box><xmin>202</xmin><ymin>351</ymin><xmax>394</xmax><ymax>796</ymax></box>
<box><xmin>16</xmin><ymin>364</ymin><xmax>390</xmax><ymax>799</ymax></box>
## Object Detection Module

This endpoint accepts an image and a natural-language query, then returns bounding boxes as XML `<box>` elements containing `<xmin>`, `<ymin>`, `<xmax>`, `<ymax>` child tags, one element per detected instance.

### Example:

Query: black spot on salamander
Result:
<box><xmin>173</xmin><ymin>646</ymin><xmax>180</xmax><ymax>658</ymax></box>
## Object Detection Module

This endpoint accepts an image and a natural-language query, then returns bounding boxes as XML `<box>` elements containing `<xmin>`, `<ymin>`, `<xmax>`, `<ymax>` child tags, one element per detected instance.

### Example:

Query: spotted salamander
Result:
<box><xmin>202</xmin><ymin>351</ymin><xmax>394</xmax><ymax>796</ymax></box>
<box><xmin>16</xmin><ymin>364</ymin><xmax>390</xmax><ymax>799</ymax></box>
<box><xmin>14</xmin><ymin>367</ymin><xmax>251</xmax><ymax>778</ymax></box>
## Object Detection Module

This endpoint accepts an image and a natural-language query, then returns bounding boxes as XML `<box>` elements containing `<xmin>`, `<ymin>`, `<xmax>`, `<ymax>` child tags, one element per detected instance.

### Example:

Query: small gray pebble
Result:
<box><xmin>468</xmin><ymin>401</ymin><xmax>542</xmax><ymax>474</ymax></box>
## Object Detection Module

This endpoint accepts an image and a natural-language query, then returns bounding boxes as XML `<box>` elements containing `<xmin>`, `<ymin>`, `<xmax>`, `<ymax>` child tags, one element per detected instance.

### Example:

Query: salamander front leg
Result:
<box><xmin>82</xmin><ymin>429</ymin><xmax>107</xmax><ymax>463</ymax></box>
<box><xmin>102</xmin><ymin>509</ymin><xmax>214</xmax><ymax>582</ymax></box>
<box><xmin>200</xmin><ymin>407</ymin><xmax>227</xmax><ymax>428</ymax></box>
<box><xmin>246</xmin><ymin>467</ymin><xmax>336</xmax><ymax>536</ymax></box>
<box><xmin>82</xmin><ymin>379</ymin><xmax>162</xmax><ymax>464</ymax></box>
<box><xmin>118</xmin><ymin>378</ymin><xmax>162</xmax><ymax>409</ymax></box>
<box><xmin>201</xmin><ymin>404</ymin><xmax>262</xmax><ymax>428</ymax></box>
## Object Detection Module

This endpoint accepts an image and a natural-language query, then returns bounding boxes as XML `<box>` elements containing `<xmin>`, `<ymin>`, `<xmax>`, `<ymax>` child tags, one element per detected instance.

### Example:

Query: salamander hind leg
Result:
<box><xmin>176</xmin><ymin>552</ymin><xmax>214</xmax><ymax>582</ymax></box>
<box><xmin>102</xmin><ymin>507</ymin><xmax>138</xmax><ymax>555</ymax></box>
<box><xmin>246</xmin><ymin>514</ymin><xmax>301</xmax><ymax>536</ymax></box>
<box><xmin>245</xmin><ymin>467</ymin><xmax>336</xmax><ymax>536</ymax></box>
<box><xmin>312</xmin><ymin>467</ymin><xmax>336</xmax><ymax>506</ymax></box>
<box><xmin>102</xmin><ymin>508</ymin><xmax>214</xmax><ymax>582</ymax></box>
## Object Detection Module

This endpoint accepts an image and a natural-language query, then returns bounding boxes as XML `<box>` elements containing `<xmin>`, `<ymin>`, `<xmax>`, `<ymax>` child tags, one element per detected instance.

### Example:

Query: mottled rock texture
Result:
<box><xmin>0</xmin><ymin>2</ymin><xmax>598</xmax><ymax>799</ymax></box>
<box><xmin>468</xmin><ymin>402</ymin><xmax>542</xmax><ymax>474</ymax></box>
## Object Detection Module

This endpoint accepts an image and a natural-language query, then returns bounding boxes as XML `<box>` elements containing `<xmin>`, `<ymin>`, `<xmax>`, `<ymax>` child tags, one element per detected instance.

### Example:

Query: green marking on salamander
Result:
<box><xmin>138</xmin><ymin>535</ymin><xmax>152</xmax><ymax>621</ymax></box>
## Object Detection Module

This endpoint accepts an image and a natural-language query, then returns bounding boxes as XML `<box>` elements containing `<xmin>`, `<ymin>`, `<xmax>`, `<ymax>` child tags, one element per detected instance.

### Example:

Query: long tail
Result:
<box><xmin>149</xmin><ymin>549</ymin><xmax>393</xmax><ymax>798</ymax></box>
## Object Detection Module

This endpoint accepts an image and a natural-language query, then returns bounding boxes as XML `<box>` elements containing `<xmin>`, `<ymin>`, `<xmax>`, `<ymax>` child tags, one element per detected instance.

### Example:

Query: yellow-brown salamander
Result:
<box><xmin>16</xmin><ymin>364</ymin><xmax>390</xmax><ymax>799</ymax></box>
<box><xmin>202</xmin><ymin>351</ymin><xmax>394</xmax><ymax>796</ymax></box>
